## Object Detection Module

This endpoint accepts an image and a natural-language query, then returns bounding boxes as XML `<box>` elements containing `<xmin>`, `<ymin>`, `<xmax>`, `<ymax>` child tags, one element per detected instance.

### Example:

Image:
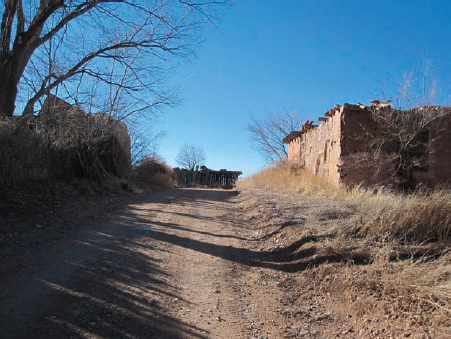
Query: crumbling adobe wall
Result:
<box><xmin>286</xmin><ymin>104</ymin><xmax>394</xmax><ymax>187</ymax></box>
<box><xmin>300</xmin><ymin>115</ymin><xmax>342</xmax><ymax>185</ymax></box>
<box><xmin>94</xmin><ymin>111</ymin><xmax>131</xmax><ymax>178</ymax></box>
<box><xmin>38</xmin><ymin>95</ymin><xmax>131</xmax><ymax>178</ymax></box>
<box><xmin>286</xmin><ymin>103</ymin><xmax>450</xmax><ymax>188</ymax></box>
<box><xmin>286</xmin><ymin>134</ymin><xmax>301</xmax><ymax>164</ymax></box>
<box><xmin>287</xmin><ymin>112</ymin><xmax>342</xmax><ymax>186</ymax></box>
<box><xmin>338</xmin><ymin>105</ymin><xmax>394</xmax><ymax>186</ymax></box>
<box><xmin>412</xmin><ymin>108</ymin><xmax>451</xmax><ymax>187</ymax></box>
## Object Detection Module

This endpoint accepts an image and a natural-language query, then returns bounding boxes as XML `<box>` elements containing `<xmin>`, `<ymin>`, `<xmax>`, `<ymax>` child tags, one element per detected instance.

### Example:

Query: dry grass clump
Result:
<box><xmin>338</xmin><ymin>189</ymin><xmax>450</xmax><ymax>336</ymax></box>
<box><xmin>355</xmin><ymin>249</ymin><xmax>450</xmax><ymax>336</ymax></box>
<box><xmin>135</xmin><ymin>155</ymin><xmax>177</xmax><ymax>188</ymax></box>
<box><xmin>327</xmin><ymin>250</ymin><xmax>451</xmax><ymax>337</ymax></box>
<box><xmin>357</xmin><ymin>189</ymin><xmax>451</xmax><ymax>244</ymax></box>
<box><xmin>238</xmin><ymin>161</ymin><xmax>336</xmax><ymax>197</ymax></box>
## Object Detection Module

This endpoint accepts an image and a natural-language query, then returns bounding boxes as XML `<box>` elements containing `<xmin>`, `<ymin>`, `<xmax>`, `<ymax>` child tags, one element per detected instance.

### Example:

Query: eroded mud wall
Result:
<box><xmin>287</xmin><ymin>104</ymin><xmax>450</xmax><ymax>188</ymax></box>
<box><xmin>412</xmin><ymin>110</ymin><xmax>451</xmax><ymax>187</ymax></box>
<box><xmin>287</xmin><ymin>105</ymin><xmax>393</xmax><ymax>186</ymax></box>
<box><xmin>287</xmin><ymin>112</ymin><xmax>342</xmax><ymax>185</ymax></box>
<box><xmin>338</xmin><ymin>106</ymin><xmax>394</xmax><ymax>186</ymax></box>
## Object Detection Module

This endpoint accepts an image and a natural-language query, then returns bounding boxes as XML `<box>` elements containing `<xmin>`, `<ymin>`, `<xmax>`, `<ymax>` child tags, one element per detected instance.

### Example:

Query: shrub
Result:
<box><xmin>0</xmin><ymin>118</ymin><xmax>50</xmax><ymax>185</ymax></box>
<box><xmin>135</xmin><ymin>155</ymin><xmax>177</xmax><ymax>188</ymax></box>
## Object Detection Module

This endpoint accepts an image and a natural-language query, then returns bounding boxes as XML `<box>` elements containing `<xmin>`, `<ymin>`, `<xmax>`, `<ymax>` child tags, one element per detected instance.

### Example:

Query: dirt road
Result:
<box><xmin>0</xmin><ymin>188</ymin><xmax>292</xmax><ymax>338</ymax></box>
<box><xmin>3</xmin><ymin>187</ymin><xmax>437</xmax><ymax>338</ymax></box>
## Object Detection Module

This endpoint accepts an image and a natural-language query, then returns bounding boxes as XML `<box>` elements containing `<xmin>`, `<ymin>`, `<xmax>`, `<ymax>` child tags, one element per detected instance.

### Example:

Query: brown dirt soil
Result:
<box><xmin>0</xmin><ymin>187</ymin><xmax>448</xmax><ymax>338</ymax></box>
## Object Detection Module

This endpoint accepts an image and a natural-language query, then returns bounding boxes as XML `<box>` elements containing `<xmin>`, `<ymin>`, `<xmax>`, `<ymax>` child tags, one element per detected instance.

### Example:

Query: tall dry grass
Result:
<box><xmin>238</xmin><ymin>161</ymin><xmax>338</xmax><ymax>197</ymax></box>
<box><xmin>239</xmin><ymin>161</ymin><xmax>451</xmax><ymax>245</ymax></box>
<box><xmin>357</xmin><ymin>189</ymin><xmax>450</xmax><ymax>244</ymax></box>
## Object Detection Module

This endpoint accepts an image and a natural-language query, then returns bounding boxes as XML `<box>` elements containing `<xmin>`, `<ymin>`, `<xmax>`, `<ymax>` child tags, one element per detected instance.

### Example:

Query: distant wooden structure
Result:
<box><xmin>174</xmin><ymin>166</ymin><xmax>242</xmax><ymax>188</ymax></box>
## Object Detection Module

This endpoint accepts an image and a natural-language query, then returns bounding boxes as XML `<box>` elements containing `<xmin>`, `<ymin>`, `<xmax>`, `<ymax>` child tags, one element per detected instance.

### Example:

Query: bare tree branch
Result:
<box><xmin>176</xmin><ymin>143</ymin><xmax>206</xmax><ymax>170</ymax></box>
<box><xmin>0</xmin><ymin>0</ymin><xmax>231</xmax><ymax>117</ymax></box>
<box><xmin>246</xmin><ymin>109</ymin><xmax>304</xmax><ymax>163</ymax></box>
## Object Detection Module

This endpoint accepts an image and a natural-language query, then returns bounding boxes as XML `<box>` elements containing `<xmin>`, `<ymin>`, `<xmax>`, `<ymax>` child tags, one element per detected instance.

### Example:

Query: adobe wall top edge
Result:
<box><xmin>283</xmin><ymin>100</ymin><xmax>451</xmax><ymax>144</ymax></box>
<box><xmin>282</xmin><ymin>131</ymin><xmax>302</xmax><ymax>144</ymax></box>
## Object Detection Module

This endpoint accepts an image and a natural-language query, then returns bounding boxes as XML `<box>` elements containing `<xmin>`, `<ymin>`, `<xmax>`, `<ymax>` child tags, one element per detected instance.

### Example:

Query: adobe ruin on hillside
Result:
<box><xmin>0</xmin><ymin>95</ymin><xmax>132</xmax><ymax>185</ymax></box>
<box><xmin>283</xmin><ymin>101</ymin><xmax>451</xmax><ymax>188</ymax></box>
<box><xmin>38</xmin><ymin>95</ymin><xmax>132</xmax><ymax>180</ymax></box>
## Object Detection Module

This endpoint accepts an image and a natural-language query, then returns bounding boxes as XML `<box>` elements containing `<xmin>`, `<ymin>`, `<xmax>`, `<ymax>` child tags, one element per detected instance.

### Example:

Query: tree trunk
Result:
<box><xmin>0</xmin><ymin>50</ymin><xmax>35</xmax><ymax>117</ymax></box>
<box><xmin>0</xmin><ymin>83</ymin><xmax>18</xmax><ymax>117</ymax></box>
<box><xmin>0</xmin><ymin>0</ymin><xmax>63</xmax><ymax>117</ymax></box>
<box><xmin>0</xmin><ymin>61</ymin><xmax>22</xmax><ymax>117</ymax></box>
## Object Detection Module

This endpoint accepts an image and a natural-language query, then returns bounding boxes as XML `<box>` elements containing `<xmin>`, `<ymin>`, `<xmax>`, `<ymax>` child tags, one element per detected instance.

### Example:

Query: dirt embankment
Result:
<box><xmin>0</xmin><ymin>187</ymin><xmax>449</xmax><ymax>338</ymax></box>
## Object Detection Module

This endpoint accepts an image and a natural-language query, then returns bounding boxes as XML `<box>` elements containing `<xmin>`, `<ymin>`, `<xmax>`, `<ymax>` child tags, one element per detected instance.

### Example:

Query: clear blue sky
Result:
<box><xmin>158</xmin><ymin>0</ymin><xmax>451</xmax><ymax>177</ymax></box>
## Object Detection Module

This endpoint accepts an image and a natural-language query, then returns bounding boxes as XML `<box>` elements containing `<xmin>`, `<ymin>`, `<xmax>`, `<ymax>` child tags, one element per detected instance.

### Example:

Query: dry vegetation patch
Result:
<box><xmin>236</xmin><ymin>162</ymin><xmax>450</xmax><ymax>337</ymax></box>
<box><xmin>135</xmin><ymin>155</ymin><xmax>177</xmax><ymax>189</ymax></box>
<box><xmin>355</xmin><ymin>189</ymin><xmax>451</xmax><ymax>244</ymax></box>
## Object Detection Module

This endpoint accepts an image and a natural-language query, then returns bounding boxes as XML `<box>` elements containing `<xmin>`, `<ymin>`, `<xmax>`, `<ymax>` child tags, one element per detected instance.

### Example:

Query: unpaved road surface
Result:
<box><xmin>0</xmin><ymin>188</ymin><xmax>289</xmax><ymax>338</ymax></box>
<box><xmin>1</xmin><ymin>187</ymin><xmax>441</xmax><ymax>338</ymax></box>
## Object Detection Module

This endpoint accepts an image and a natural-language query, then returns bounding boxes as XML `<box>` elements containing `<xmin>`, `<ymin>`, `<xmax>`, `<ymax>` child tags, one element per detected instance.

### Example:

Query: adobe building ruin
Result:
<box><xmin>283</xmin><ymin>101</ymin><xmax>451</xmax><ymax>188</ymax></box>
<box><xmin>38</xmin><ymin>95</ymin><xmax>132</xmax><ymax>179</ymax></box>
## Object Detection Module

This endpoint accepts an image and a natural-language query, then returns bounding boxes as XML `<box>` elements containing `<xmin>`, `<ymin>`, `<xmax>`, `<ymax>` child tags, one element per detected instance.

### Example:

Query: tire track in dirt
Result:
<box><xmin>145</xmin><ymin>188</ymin><xmax>295</xmax><ymax>339</ymax></box>
<box><xmin>139</xmin><ymin>188</ymin><xmax>248</xmax><ymax>338</ymax></box>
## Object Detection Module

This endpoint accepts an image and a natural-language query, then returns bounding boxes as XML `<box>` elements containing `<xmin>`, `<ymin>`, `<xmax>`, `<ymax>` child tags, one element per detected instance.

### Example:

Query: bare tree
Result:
<box><xmin>128</xmin><ymin>119</ymin><xmax>166</xmax><ymax>166</ymax></box>
<box><xmin>246</xmin><ymin>109</ymin><xmax>304</xmax><ymax>163</ymax></box>
<box><xmin>0</xmin><ymin>0</ymin><xmax>230</xmax><ymax>118</ymax></box>
<box><xmin>362</xmin><ymin>67</ymin><xmax>450</xmax><ymax>187</ymax></box>
<box><xmin>175</xmin><ymin>143</ymin><xmax>205</xmax><ymax>170</ymax></box>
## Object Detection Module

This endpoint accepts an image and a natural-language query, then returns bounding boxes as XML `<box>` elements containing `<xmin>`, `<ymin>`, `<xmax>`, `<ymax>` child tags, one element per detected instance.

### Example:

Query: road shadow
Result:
<box><xmin>135</xmin><ymin>226</ymin><xmax>352</xmax><ymax>273</ymax></box>
<box><xmin>119</xmin><ymin>189</ymin><xmax>360</xmax><ymax>274</ymax></box>
<box><xmin>0</xmin><ymin>190</ymin><xmax>213</xmax><ymax>339</ymax></box>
